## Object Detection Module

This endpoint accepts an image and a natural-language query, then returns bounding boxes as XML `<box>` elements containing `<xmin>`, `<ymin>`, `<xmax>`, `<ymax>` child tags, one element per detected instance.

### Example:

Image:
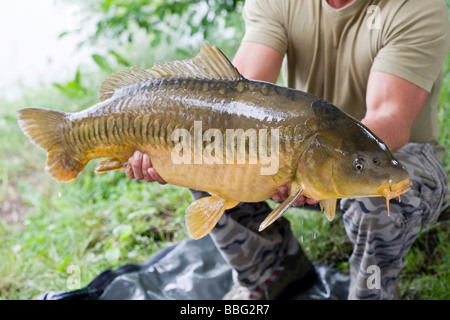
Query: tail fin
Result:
<box><xmin>17</xmin><ymin>107</ymin><xmax>85</xmax><ymax>182</ymax></box>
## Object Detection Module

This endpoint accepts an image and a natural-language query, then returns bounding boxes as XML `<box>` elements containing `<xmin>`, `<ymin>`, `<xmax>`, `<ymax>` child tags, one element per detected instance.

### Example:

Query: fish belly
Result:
<box><xmin>145</xmin><ymin>146</ymin><xmax>282</xmax><ymax>202</ymax></box>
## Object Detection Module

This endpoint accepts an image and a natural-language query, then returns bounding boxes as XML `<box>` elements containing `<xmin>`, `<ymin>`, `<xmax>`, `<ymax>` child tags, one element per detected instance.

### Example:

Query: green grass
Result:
<box><xmin>0</xmin><ymin>170</ymin><xmax>190</xmax><ymax>298</ymax></box>
<box><xmin>0</xmin><ymin>30</ymin><xmax>449</xmax><ymax>301</ymax></box>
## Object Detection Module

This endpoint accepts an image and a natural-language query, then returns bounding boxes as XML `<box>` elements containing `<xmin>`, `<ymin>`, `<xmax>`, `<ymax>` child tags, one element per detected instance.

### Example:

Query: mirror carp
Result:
<box><xmin>17</xmin><ymin>44</ymin><xmax>412</xmax><ymax>239</ymax></box>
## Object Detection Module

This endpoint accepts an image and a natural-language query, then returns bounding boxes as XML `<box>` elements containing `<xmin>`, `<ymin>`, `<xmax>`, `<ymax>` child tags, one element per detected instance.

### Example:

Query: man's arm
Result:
<box><xmin>363</xmin><ymin>71</ymin><xmax>429</xmax><ymax>153</ymax></box>
<box><xmin>232</xmin><ymin>41</ymin><xmax>283</xmax><ymax>83</ymax></box>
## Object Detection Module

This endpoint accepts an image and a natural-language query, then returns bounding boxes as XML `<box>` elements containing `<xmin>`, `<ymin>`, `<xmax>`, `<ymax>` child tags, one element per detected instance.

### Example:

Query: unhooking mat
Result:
<box><xmin>38</xmin><ymin>235</ymin><xmax>350</xmax><ymax>300</ymax></box>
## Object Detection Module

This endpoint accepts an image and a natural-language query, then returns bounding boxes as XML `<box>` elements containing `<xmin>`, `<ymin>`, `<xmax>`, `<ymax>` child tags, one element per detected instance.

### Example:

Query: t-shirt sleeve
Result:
<box><xmin>241</xmin><ymin>0</ymin><xmax>289</xmax><ymax>55</ymax></box>
<box><xmin>371</xmin><ymin>0</ymin><xmax>450</xmax><ymax>92</ymax></box>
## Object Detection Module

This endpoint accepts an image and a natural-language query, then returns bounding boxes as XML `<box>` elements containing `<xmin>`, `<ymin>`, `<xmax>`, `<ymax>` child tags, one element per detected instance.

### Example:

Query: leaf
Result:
<box><xmin>104</xmin><ymin>247</ymin><xmax>121</xmax><ymax>265</ymax></box>
<box><xmin>92</xmin><ymin>54</ymin><xmax>113</xmax><ymax>72</ymax></box>
<box><xmin>100</xmin><ymin>0</ymin><xmax>114</xmax><ymax>12</ymax></box>
<box><xmin>109</xmin><ymin>50</ymin><xmax>130</xmax><ymax>66</ymax></box>
<box><xmin>113</xmin><ymin>224</ymin><xmax>133</xmax><ymax>242</ymax></box>
<box><xmin>52</xmin><ymin>69</ymin><xmax>87</xmax><ymax>99</ymax></box>
<box><xmin>74</xmin><ymin>69</ymin><xmax>82</xmax><ymax>86</ymax></box>
<box><xmin>175</xmin><ymin>48</ymin><xmax>190</xmax><ymax>57</ymax></box>
<box><xmin>58</xmin><ymin>31</ymin><xmax>69</xmax><ymax>38</ymax></box>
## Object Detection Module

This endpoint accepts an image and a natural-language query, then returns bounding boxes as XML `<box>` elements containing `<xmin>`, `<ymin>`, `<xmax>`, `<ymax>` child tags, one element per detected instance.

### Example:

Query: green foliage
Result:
<box><xmin>108</xmin><ymin>49</ymin><xmax>131</xmax><ymax>66</ymax></box>
<box><xmin>92</xmin><ymin>54</ymin><xmax>114</xmax><ymax>73</ymax></box>
<box><xmin>58</xmin><ymin>0</ymin><xmax>244</xmax><ymax>78</ymax></box>
<box><xmin>1</xmin><ymin>156</ymin><xmax>191</xmax><ymax>298</ymax></box>
<box><xmin>53</xmin><ymin>69</ymin><xmax>89</xmax><ymax>99</ymax></box>
<box><xmin>53</xmin><ymin>0</ymin><xmax>245</xmax><ymax>101</ymax></box>
<box><xmin>400</xmin><ymin>216</ymin><xmax>450</xmax><ymax>299</ymax></box>
<box><xmin>438</xmin><ymin>53</ymin><xmax>450</xmax><ymax>176</ymax></box>
<box><xmin>76</xmin><ymin>0</ymin><xmax>244</xmax><ymax>45</ymax></box>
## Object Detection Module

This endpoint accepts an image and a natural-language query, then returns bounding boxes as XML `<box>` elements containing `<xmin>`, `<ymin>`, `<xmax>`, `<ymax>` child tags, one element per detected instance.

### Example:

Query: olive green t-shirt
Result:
<box><xmin>241</xmin><ymin>0</ymin><xmax>450</xmax><ymax>159</ymax></box>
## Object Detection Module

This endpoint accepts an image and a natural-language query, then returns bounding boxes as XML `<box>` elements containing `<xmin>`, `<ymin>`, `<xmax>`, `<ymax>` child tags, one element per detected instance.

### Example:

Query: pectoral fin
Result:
<box><xmin>259</xmin><ymin>187</ymin><xmax>303</xmax><ymax>232</ymax></box>
<box><xmin>95</xmin><ymin>158</ymin><xmax>127</xmax><ymax>174</ymax></box>
<box><xmin>319</xmin><ymin>199</ymin><xmax>337</xmax><ymax>221</ymax></box>
<box><xmin>185</xmin><ymin>196</ymin><xmax>239</xmax><ymax>239</ymax></box>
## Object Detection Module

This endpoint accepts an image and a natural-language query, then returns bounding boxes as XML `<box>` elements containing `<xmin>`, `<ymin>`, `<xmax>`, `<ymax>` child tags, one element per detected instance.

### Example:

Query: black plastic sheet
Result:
<box><xmin>38</xmin><ymin>235</ymin><xmax>349</xmax><ymax>300</ymax></box>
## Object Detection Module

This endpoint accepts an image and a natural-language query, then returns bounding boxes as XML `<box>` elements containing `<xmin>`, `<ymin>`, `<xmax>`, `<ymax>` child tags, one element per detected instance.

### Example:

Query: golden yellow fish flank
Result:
<box><xmin>17</xmin><ymin>44</ymin><xmax>411</xmax><ymax>239</ymax></box>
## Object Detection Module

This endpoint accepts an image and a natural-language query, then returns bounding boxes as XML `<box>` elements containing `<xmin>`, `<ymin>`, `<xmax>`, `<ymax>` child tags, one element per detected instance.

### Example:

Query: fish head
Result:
<box><xmin>329</xmin><ymin>137</ymin><xmax>411</xmax><ymax>201</ymax></box>
<box><xmin>298</xmin><ymin>101</ymin><xmax>412</xmax><ymax>210</ymax></box>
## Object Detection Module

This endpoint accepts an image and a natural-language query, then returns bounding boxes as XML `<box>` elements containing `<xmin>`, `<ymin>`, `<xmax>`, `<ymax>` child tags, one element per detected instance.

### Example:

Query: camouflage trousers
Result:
<box><xmin>190</xmin><ymin>143</ymin><xmax>448</xmax><ymax>300</ymax></box>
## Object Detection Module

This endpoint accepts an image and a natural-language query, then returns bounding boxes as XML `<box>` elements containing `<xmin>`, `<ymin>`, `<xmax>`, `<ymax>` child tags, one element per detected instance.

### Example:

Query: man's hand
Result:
<box><xmin>125</xmin><ymin>151</ymin><xmax>167</xmax><ymax>184</ymax></box>
<box><xmin>271</xmin><ymin>183</ymin><xmax>318</xmax><ymax>206</ymax></box>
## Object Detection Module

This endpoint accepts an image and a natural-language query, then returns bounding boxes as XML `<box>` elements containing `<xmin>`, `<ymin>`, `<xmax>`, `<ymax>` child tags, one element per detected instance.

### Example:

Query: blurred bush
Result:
<box><xmin>53</xmin><ymin>0</ymin><xmax>245</xmax><ymax>102</ymax></box>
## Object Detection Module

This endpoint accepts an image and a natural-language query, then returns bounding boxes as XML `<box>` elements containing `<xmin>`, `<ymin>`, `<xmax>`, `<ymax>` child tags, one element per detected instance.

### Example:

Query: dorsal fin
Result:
<box><xmin>98</xmin><ymin>43</ymin><xmax>244</xmax><ymax>101</ymax></box>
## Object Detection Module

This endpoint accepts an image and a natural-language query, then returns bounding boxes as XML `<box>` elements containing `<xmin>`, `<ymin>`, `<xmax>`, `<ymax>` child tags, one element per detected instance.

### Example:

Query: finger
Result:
<box><xmin>271</xmin><ymin>193</ymin><xmax>281</xmax><ymax>202</ymax></box>
<box><xmin>142</xmin><ymin>154</ymin><xmax>154</xmax><ymax>182</ymax></box>
<box><xmin>148</xmin><ymin>168</ymin><xmax>167</xmax><ymax>185</ymax></box>
<box><xmin>131</xmin><ymin>151</ymin><xmax>144</xmax><ymax>180</ymax></box>
<box><xmin>305</xmin><ymin>198</ymin><xmax>319</xmax><ymax>205</ymax></box>
<box><xmin>277</xmin><ymin>185</ymin><xmax>289</xmax><ymax>200</ymax></box>
<box><xmin>293</xmin><ymin>195</ymin><xmax>306</xmax><ymax>207</ymax></box>
<box><xmin>125</xmin><ymin>162</ymin><xmax>135</xmax><ymax>179</ymax></box>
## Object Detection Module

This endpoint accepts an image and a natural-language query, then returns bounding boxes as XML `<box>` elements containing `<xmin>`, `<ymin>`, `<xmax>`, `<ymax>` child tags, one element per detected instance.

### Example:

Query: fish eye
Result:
<box><xmin>353</xmin><ymin>157</ymin><xmax>366</xmax><ymax>172</ymax></box>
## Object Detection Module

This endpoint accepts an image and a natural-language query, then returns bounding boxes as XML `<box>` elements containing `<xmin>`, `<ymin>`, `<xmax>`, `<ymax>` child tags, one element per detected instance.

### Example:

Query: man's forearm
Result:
<box><xmin>364</xmin><ymin>71</ymin><xmax>429</xmax><ymax>154</ymax></box>
<box><xmin>361</xmin><ymin>114</ymin><xmax>410</xmax><ymax>154</ymax></box>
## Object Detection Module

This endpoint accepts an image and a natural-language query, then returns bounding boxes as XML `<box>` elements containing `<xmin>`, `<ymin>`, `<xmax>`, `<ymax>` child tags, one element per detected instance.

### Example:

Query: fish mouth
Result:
<box><xmin>378</xmin><ymin>178</ymin><xmax>412</xmax><ymax>214</ymax></box>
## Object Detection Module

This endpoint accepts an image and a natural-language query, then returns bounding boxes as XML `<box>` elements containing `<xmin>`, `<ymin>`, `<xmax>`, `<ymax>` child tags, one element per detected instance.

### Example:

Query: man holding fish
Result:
<box><xmin>126</xmin><ymin>0</ymin><xmax>450</xmax><ymax>299</ymax></box>
<box><xmin>124</xmin><ymin>0</ymin><xmax>449</xmax><ymax>300</ymax></box>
